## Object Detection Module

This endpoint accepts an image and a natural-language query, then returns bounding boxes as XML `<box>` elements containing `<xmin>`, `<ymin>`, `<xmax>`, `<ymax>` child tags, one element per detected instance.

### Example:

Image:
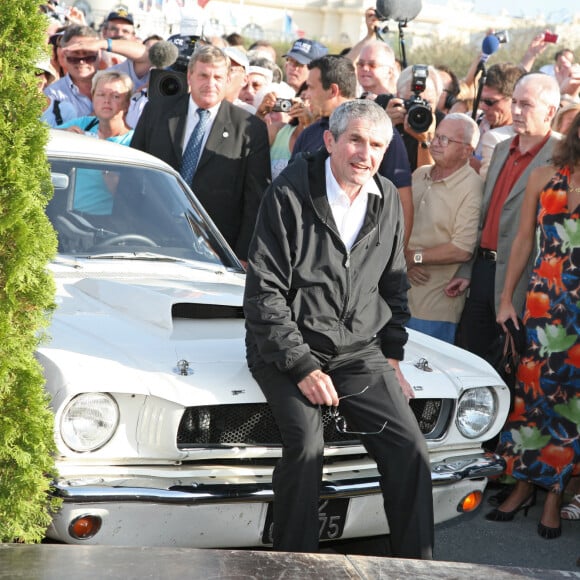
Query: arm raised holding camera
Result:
<box><xmin>345</xmin><ymin>7</ymin><xmax>382</xmax><ymax>63</ymax></box>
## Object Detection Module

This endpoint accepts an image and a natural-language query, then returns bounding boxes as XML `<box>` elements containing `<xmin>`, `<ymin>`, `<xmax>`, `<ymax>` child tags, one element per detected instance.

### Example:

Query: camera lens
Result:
<box><xmin>407</xmin><ymin>103</ymin><xmax>433</xmax><ymax>133</ymax></box>
<box><xmin>160</xmin><ymin>75</ymin><xmax>185</xmax><ymax>97</ymax></box>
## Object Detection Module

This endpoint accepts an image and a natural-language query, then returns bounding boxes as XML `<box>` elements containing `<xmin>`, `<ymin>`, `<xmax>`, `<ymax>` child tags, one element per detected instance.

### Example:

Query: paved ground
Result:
<box><xmin>434</xmin><ymin>486</ymin><xmax>579</xmax><ymax>573</ymax></box>
<box><xmin>326</xmin><ymin>486</ymin><xmax>579</xmax><ymax>573</ymax></box>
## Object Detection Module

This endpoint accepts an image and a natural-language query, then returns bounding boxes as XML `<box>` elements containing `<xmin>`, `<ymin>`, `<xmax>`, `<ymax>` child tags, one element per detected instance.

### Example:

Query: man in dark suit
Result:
<box><xmin>131</xmin><ymin>45</ymin><xmax>271</xmax><ymax>261</ymax></box>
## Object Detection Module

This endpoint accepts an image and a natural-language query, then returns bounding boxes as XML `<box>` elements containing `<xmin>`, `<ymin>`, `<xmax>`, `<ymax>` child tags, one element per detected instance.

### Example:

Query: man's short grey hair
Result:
<box><xmin>360</xmin><ymin>41</ymin><xmax>395</xmax><ymax>65</ymax></box>
<box><xmin>443</xmin><ymin>112</ymin><xmax>480</xmax><ymax>148</ymax></box>
<box><xmin>329</xmin><ymin>100</ymin><xmax>393</xmax><ymax>146</ymax></box>
<box><xmin>61</xmin><ymin>25</ymin><xmax>99</xmax><ymax>45</ymax></box>
<box><xmin>188</xmin><ymin>44</ymin><xmax>230</xmax><ymax>72</ymax></box>
<box><xmin>515</xmin><ymin>72</ymin><xmax>560</xmax><ymax>109</ymax></box>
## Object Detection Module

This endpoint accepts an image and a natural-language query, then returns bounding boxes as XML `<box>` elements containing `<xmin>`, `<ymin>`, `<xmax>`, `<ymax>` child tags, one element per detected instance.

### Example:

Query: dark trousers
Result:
<box><xmin>252</xmin><ymin>344</ymin><xmax>434</xmax><ymax>559</ymax></box>
<box><xmin>456</xmin><ymin>255</ymin><xmax>499</xmax><ymax>363</ymax></box>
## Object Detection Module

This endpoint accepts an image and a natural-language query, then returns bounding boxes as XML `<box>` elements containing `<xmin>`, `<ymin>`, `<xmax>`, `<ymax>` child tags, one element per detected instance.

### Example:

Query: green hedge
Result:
<box><xmin>0</xmin><ymin>1</ymin><xmax>60</xmax><ymax>542</ymax></box>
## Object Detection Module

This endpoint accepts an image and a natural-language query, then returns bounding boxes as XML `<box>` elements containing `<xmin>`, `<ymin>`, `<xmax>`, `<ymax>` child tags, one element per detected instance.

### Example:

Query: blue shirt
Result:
<box><xmin>58</xmin><ymin>117</ymin><xmax>134</xmax><ymax>214</ymax></box>
<box><xmin>44</xmin><ymin>74</ymin><xmax>93</xmax><ymax>117</ymax></box>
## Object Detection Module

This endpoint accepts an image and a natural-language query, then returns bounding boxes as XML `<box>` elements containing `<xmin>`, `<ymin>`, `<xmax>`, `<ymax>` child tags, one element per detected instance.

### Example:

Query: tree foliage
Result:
<box><xmin>0</xmin><ymin>1</ymin><xmax>60</xmax><ymax>542</ymax></box>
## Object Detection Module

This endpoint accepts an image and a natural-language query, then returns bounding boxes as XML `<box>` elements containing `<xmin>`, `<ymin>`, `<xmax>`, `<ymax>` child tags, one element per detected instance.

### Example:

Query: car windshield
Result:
<box><xmin>47</xmin><ymin>158</ymin><xmax>240</xmax><ymax>269</ymax></box>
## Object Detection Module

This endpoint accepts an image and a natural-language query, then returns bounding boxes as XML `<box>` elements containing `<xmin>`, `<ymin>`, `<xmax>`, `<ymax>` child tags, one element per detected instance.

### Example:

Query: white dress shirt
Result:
<box><xmin>324</xmin><ymin>157</ymin><xmax>382</xmax><ymax>251</ymax></box>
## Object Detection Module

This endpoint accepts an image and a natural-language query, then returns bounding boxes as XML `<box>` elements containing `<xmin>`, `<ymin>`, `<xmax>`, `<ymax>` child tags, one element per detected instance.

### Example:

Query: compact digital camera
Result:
<box><xmin>272</xmin><ymin>98</ymin><xmax>293</xmax><ymax>113</ymax></box>
<box><xmin>493</xmin><ymin>30</ymin><xmax>509</xmax><ymax>44</ymax></box>
<box><xmin>403</xmin><ymin>64</ymin><xmax>433</xmax><ymax>133</ymax></box>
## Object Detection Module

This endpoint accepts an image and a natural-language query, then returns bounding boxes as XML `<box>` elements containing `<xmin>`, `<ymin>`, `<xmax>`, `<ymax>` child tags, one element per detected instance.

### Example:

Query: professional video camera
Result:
<box><xmin>403</xmin><ymin>64</ymin><xmax>433</xmax><ymax>133</ymax></box>
<box><xmin>167</xmin><ymin>34</ymin><xmax>201</xmax><ymax>73</ymax></box>
<box><xmin>148</xmin><ymin>34</ymin><xmax>203</xmax><ymax>101</ymax></box>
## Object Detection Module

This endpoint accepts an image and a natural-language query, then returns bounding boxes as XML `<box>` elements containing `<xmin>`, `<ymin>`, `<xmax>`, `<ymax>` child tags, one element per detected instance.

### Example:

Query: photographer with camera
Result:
<box><xmin>254</xmin><ymin>82</ymin><xmax>313</xmax><ymax>179</ymax></box>
<box><xmin>386</xmin><ymin>64</ymin><xmax>444</xmax><ymax>171</ymax></box>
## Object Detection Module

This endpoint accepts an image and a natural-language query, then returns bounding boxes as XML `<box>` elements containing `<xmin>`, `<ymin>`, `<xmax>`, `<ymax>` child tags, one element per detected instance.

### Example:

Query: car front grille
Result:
<box><xmin>177</xmin><ymin>399</ymin><xmax>451</xmax><ymax>449</ymax></box>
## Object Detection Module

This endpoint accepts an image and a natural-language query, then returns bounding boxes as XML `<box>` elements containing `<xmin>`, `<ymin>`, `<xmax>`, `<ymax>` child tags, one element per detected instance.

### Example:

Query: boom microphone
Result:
<box><xmin>148</xmin><ymin>40</ymin><xmax>179</xmax><ymax>69</ymax></box>
<box><xmin>480</xmin><ymin>34</ymin><xmax>500</xmax><ymax>65</ymax></box>
<box><xmin>375</xmin><ymin>0</ymin><xmax>422</xmax><ymax>21</ymax></box>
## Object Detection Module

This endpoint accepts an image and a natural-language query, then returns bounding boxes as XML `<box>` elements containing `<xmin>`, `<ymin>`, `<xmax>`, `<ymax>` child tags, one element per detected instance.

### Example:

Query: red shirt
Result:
<box><xmin>480</xmin><ymin>132</ymin><xmax>551</xmax><ymax>251</ymax></box>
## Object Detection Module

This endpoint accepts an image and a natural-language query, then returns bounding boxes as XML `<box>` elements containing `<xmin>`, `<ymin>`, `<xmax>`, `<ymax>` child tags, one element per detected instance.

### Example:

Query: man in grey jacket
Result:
<box><xmin>244</xmin><ymin>100</ymin><xmax>433</xmax><ymax>559</ymax></box>
<box><xmin>447</xmin><ymin>73</ymin><xmax>561</xmax><ymax>360</ymax></box>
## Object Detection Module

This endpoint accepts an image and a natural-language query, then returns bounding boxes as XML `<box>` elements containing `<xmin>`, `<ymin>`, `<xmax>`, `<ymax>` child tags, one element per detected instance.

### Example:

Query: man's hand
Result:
<box><xmin>364</xmin><ymin>7</ymin><xmax>380</xmax><ymax>37</ymax></box>
<box><xmin>407</xmin><ymin>265</ymin><xmax>430</xmax><ymax>285</ymax></box>
<box><xmin>403</xmin><ymin>109</ymin><xmax>436</xmax><ymax>144</ymax></box>
<box><xmin>385</xmin><ymin>97</ymin><xmax>406</xmax><ymax>126</ymax></box>
<box><xmin>387</xmin><ymin>359</ymin><xmax>414</xmax><ymax>401</ymax></box>
<box><xmin>298</xmin><ymin>370</ymin><xmax>339</xmax><ymax>406</ymax></box>
<box><xmin>255</xmin><ymin>91</ymin><xmax>277</xmax><ymax>120</ymax></box>
<box><xmin>445</xmin><ymin>277</ymin><xmax>470</xmax><ymax>297</ymax></box>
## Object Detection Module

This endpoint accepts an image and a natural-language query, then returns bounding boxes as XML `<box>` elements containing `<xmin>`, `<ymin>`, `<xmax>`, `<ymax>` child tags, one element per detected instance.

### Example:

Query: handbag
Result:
<box><xmin>491</xmin><ymin>318</ymin><xmax>526</xmax><ymax>393</ymax></box>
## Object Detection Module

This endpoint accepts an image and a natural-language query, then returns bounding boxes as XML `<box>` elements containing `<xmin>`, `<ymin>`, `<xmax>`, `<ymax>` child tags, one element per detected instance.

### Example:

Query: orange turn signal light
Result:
<box><xmin>69</xmin><ymin>514</ymin><xmax>102</xmax><ymax>539</ymax></box>
<box><xmin>457</xmin><ymin>490</ymin><xmax>483</xmax><ymax>513</ymax></box>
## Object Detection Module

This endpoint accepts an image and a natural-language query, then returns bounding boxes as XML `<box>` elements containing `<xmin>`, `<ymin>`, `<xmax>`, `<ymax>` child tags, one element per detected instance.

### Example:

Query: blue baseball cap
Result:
<box><xmin>283</xmin><ymin>39</ymin><xmax>328</xmax><ymax>65</ymax></box>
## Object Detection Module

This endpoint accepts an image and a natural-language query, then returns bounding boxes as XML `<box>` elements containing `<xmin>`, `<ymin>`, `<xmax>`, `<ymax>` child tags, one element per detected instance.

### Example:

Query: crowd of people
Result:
<box><xmin>38</xmin><ymin>1</ymin><xmax>578</xmax><ymax>554</ymax></box>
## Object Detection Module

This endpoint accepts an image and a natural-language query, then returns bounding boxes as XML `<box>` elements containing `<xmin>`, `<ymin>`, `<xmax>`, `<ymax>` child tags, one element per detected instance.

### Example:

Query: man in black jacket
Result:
<box><xmin>244</xmin><ymin>100</ymin><xmax>433</xmax><ymax>559</ymax></box>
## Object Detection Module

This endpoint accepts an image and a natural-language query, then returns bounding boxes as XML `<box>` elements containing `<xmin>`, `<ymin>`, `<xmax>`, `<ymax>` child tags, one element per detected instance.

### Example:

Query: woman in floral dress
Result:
<box><xmin>487</xmin><ymin>112</ymin><xmax>580</xmax><ymax>539</ymax></box>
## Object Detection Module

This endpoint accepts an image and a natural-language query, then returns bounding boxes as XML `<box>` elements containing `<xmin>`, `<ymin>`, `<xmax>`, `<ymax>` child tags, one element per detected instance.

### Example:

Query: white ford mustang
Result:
<box><xmin>41</xmin><ymin>130</ymin><xmax>509</xmax><ymax>547</ymax></box>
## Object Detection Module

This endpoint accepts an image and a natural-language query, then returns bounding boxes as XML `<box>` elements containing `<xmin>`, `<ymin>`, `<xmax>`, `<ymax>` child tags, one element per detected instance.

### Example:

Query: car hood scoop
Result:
<box><xmin>74</xmin><ymin>277</ymin><xmax>244</xmax><ymax>330</ymax></box>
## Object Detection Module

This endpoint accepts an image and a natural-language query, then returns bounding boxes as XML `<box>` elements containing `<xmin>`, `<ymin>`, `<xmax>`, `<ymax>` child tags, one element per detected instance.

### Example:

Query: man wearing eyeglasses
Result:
<box><xmin>405</xmin><ymin>113</ymin><xmax>483</xmax><ymax>344</ymax></box>
<box><xmin>244</xmin><ymin>99</ymin><xmax>433</xmax><ymax>559</ymax></box>
<box><xmin>283</xmin><ymin>39</ymin><xmax>328</xmax><ymax>93</ymax></box>
<box><xmin>355</xmin><ymin>41</ymin><xmax>398</xmax><ymax>98</ymax></box>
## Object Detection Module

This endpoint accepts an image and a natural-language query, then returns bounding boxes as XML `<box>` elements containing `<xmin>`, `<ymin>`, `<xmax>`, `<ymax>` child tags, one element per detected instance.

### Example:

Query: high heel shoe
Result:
<box><xmin>485</xmin><ymin>488</ymin><xmax>537</xmax><ymax>522</ymax></box>
<box><xmin>537</xmin><ymin>521</ymin><xmax>562</xmax><ymax>539</ymax></box>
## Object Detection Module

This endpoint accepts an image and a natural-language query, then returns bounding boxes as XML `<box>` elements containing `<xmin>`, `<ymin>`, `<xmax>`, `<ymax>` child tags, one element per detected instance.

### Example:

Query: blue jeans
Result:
<box><xmin>407</xmin><ymin>317</ymin><xmax>457</xmax><ymax>344</ymax></box>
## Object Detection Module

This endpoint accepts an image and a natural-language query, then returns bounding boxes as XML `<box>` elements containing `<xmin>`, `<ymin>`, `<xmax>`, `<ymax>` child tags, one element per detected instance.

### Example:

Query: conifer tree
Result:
<box><xmin>0</xmin><ymin>1</ymin><xmax>60</xmax><ymax>542</ymax></box>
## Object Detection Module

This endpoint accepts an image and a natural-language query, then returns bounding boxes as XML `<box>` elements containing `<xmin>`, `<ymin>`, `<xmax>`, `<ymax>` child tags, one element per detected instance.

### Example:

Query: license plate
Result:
<box><xmin>261</xmin><ymin>498</ymin><xmax>349</xmax><ymax>544</ymax></box>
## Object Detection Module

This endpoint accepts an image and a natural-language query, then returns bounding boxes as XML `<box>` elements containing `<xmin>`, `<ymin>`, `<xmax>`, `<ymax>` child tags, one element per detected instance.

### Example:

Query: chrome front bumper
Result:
<box><xmin>53</xmin><ymin>453</ymin><xmax>505</xmax><ymax>504</ymax></box>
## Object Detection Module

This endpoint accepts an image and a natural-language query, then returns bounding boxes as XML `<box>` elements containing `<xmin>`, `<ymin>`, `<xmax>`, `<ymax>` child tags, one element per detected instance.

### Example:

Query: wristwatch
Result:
<box><xmin>413</xmin><ymin>251</ymin><xmax>423</xmax><ymax>264</ymax></box>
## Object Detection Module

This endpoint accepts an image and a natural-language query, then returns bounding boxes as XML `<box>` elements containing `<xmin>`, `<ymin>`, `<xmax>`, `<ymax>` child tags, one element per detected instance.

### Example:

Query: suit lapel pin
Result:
<box><xmin>222</xmin><ymin>131</ymin><xmax>229</xmax><ymax>138</ymax></box>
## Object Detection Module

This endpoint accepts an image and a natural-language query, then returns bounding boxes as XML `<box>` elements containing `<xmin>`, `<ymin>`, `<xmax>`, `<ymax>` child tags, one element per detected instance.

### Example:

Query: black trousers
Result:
<box><xmin>252</xmin><ymin>343</ymin><xmax>434</xmax><ymax>559</ymax></box>
<box><xmin>456</xmin><ymin>255</ymin><xmax>499</xmax><ymax>363</ymax></box>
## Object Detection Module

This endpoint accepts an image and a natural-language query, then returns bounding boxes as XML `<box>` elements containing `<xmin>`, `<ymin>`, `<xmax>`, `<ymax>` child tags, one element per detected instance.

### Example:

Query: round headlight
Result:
<box><xmin>456</xmin><ymin>388</ymin><xmax>496</xmax><ymax>439</ymax></box>
<box><xmin>60</xmin><ymin>393</ymin><xmax>119</xmax><ymax>452</ymax></box>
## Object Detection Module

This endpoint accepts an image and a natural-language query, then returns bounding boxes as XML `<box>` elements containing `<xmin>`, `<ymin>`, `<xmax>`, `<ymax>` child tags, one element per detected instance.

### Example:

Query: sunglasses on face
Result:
<box><xmin>66</xmin><ymin>54</ymin><xmax>98</xmax><ymax>65</ymax></box>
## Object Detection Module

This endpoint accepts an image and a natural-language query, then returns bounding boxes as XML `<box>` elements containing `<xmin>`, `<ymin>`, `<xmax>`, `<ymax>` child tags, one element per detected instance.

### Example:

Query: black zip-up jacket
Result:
<box><xmin>244</xmin><ymin>148</ymin><xmax>410</xmax><ymax>383</ymax></box>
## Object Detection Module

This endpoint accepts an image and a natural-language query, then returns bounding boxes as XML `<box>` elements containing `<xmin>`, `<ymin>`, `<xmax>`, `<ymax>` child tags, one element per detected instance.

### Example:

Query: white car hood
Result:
<box><xmin>41</xmin><ymin>260</ymin><xmax>502</xmax><ymax>409</ymax></box>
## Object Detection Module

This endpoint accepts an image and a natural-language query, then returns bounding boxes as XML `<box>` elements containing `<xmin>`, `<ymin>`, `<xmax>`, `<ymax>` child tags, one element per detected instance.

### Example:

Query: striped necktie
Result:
<box><xmin>180</xmin><ymin>108</ymin><xmax>209</xmax><ymax>184</ymax></box>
